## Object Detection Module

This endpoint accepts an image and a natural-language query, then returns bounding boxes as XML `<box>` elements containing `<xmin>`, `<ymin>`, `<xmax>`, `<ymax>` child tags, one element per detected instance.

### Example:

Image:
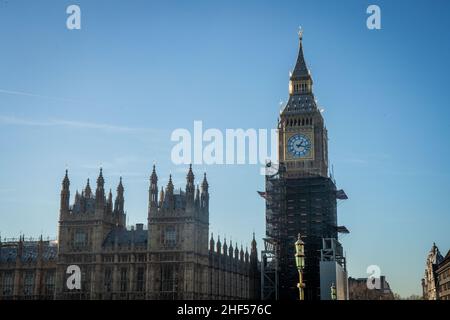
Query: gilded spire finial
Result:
<box><xmin>298</xmin><ymin>26</ymin><xmax>303</xmax><ymax>41</ymax></box>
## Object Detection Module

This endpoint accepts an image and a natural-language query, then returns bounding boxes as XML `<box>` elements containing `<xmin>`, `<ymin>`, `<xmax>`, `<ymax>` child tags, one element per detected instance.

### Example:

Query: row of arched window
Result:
<box><xmin>285</xmin><ymin>117</ymin><xmax>313</xmax><ymax>127</ymax></box>
<box><xmin>293</xmin><ymin>82</ymin><xmax>309</xmax><ymax>93</ymax></box>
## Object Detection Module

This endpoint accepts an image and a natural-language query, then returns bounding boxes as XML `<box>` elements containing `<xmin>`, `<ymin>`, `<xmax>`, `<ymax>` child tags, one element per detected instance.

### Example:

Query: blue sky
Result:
<box><xmin>1</xmin><ymin>0</ymin><xmax>450</xmax><ymax>297</ymax></box>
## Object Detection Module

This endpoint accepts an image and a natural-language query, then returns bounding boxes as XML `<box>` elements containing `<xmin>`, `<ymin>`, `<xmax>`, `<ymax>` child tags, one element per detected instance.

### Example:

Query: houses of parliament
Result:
<box><xmin>1</xmin><ymin>32</ymin><xmax>347</xmax><ymax>300</ymax></box>
<box><xmin>0</xmin><ymin>166</ymin><xmax>260</xmax><ymax>300</ymax></box>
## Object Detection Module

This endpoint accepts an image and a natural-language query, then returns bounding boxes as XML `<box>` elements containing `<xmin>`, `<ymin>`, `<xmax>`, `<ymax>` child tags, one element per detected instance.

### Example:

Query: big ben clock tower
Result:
<box><xmin>262</xmin><ymin>30</ymin><xmax>349</xmax><ymax>301</ymax></box>
<box><xmin>278</xmin><ymin>29</ymin><xmax>328</xmax><ymax>178</ymax></box>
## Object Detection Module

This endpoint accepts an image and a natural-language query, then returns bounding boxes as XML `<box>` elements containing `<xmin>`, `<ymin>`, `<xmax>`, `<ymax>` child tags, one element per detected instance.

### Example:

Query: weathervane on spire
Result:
<box><xmin>298</xmin><ymin>26</ymin><xmax>303</xmax><ymax>40</ymax></box>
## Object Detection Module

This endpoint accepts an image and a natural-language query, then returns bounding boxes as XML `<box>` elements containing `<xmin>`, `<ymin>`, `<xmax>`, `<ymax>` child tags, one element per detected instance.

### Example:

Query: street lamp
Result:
<box><xmin>295</xmin><ymin>233</ymin><xmax>305</xmax><ymax>300</ymax></box>
<box><xmin>331</xmin><ymin>282</ymin><xmax>337</xmax><ymax>300</ymax></box>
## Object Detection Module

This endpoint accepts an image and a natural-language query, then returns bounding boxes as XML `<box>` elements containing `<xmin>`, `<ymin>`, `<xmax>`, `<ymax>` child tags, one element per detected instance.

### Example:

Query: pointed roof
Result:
<box><xmin>97</xmin><ymin>168</ymin><xmax>104</xmax><ymax>188</ymax></box>
<box><xmin>84</xmin><ymin>178</ymin><xmax>92</xmax><ymax>197</ymax></box>
<box><xmin>159</xmin><ymin>186</ymin><xmax>165</xmax><ymax>201</ymax></box>
<box><xmin>223</xmin><ymin>237</ymin><xmax>228</xmax><ymax>250</ymax></box>
<box><xmin>281</xmin><ymin>30</ymin><xmax>318</xmax><ymax>114</ymax></box>
<box><xmin>251</xmin><ymin>232</ymin><xmax>257</xmax><ymax>250</ymax></box>
<box><xmin>187</xmin><ymin>164</ymin><xmax>194</xmax><ymax>183</ymax></box>
<box><xmin>291</xmin><ymin>28</ymin><xmax>311</xmax><ymax>81</ymax></box>
<box><xmin>62</xmin><ymin>169</ymin><xmax>70</xmax><ymax>189</ymax></box>
<box><xmin>201</xmin><ymin>172</ymin><xmax>208</xmax><ymax>190</ymax></box>
<box><xmin>166</xmin><ymin>174</ymin><xmax>174</xmax><ymax>194</ymax></box>
<box><xmin>117</xmin><ymin>176</ymin><xmax>124</xmax><ymax>193</ymax></box>
<box><xmin>150</xmin><ymin>164</ymin><xmax>158</xmax><ymax>183</ymax></box>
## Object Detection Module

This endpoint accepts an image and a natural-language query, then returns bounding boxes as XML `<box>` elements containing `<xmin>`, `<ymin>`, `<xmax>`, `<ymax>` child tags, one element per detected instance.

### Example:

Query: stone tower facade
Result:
<box><xmin>147</xmin><ymin>165</ymin><xmax>210</xmax><ymax>299</ymax></box>
<box><xmin>278</xmin><ymin>30</ymin><xmax>328</xmax><ymax>179</ymax></box>
<box><xmin>422</xmin><ymin>243</ymin><xmax>444</xmax><ymax>300</ymax></box>
<box><xmin>55</xmin><ymin>169</ymin><xmax>126</xmax><ymax>299</ymax></box>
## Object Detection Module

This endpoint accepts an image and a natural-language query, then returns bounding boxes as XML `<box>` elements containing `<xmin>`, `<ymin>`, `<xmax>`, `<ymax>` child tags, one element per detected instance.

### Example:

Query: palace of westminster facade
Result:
<box><xmin>0</xmin><ymin>166</ymin><xmax>260</xmax><ymax>300</ymax></box>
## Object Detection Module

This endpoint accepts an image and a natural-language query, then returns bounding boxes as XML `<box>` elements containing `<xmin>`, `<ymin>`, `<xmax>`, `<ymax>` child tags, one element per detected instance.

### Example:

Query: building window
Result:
<box><xmin>120</xmin><ymin>268</ymin><xmax>128</xmax><ymax>292</ymax></box>
<box><xmin>74</xmin><ymin>231</ymin><xmax>87</xmax><ymax>248</ymax></box>
<box><xmin>136</xmin><ymin>267</ymin><xmax>145</xmax><ymax>292</ymax></box>
<box><xmin>45</xmin><ymin>271</ymin><xmax>55</xmax><ymax>297</ymax></box>
<box><xmin>104</xmin><ymin>268</ymin><xmax>112</xmax><ymax>293</ymax></box>
<box><xmin>163</xmin><ymin>226</ymin><xmax>177</xmax><ymax>248</ymax></box>
<box><xmin>2</xmin><ymin>272</ymin><xmax>14</xmax><ymax>297</ymax></box>
<box><xmin>23</xmin><ymin>271</ymin><xmax>35</xmax><ymax>297</ymax></box>
<box><xmin>161</xmin><ymin>264</ymin><xmax>177</xmax><ymax>295</ymax></box>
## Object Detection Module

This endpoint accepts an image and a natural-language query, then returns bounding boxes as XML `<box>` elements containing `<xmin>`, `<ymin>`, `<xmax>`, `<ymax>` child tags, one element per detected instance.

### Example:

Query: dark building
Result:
<box><xmin>1</xmin><ymin>166</ymin><xmax>260</xmax><ymax>300</ymax></box>
<box><xmin>261</xmin><ymin>31</ymin><xmax>348</xmax><ymax>300</ymax></box>
<box><xmin>0</xmin><ymin>237</ymin><xmax>57</xmax><ymax>300</ymax></box>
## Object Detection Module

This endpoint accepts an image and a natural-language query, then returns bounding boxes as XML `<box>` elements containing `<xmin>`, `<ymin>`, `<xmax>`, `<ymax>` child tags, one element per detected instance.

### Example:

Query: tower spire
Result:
<box><xmin>149</xmin><ymin>165</ymin><xmax>158</xmax><ymax>209</ymax></box>
<box><xmin>187</xmin><ymin>164</ymin><xmax>194</xmax><ymax>184</ymax></box>
<box><xmin>200</xmin><ymin>172</ymin><xmax>209</xmax><ymax>211</ymax></box>
<box><xmin>165</xmin><ymin>174</ymin><xmax>175</xmax><ymax>209</ymax></box>
<box><xmin>150</xmin><ymin>164</ymin><xmax>158</xmax><ymax>184</ymax></box>
<box><xmin>95</xmin><ymin>168</ymin><xmax>105</xmax><ymax>210</ymax></box>
<box><xmin>167</xmin><ymin>174</ymin><xmax>174</xmax><ymax>194</ymax></box>
<box><xmin>107</xmin><ymin>189</ymin><xmax>113</xmax><ymax>213</ymax></box>
<box><xmin>96</xmin><ymin>168</ymin><xmax>105</xmax><ymax>189</ymax></box>
<box><xmin>60</xmin><ymin>169</ymin><xmax>70</xmax><ymax>216</ymax></box>
<box><xmin>209</xmin><ymin>233</ymin><xmax>215</xmax><ymax>251</ymax></box>
<box><xmin>159</xmin><ymin>186</ymin><xmax>165</xmax><ymax>206</ymax></box>
<box><xmin>291</xmin><ymin>28</ymin><xmax>310</xmax><ymax>82</ymax></box>
<box><xmin>114</xmin><ymin>177</ymin><xmax>124</xmax><ymax>215</ymax></box>
<box><xmin>62</xmin><ymin>169</ymin><xmax>70</xmax><ymax>190</ymax></box>
<box><xmin>186</xmin><ymin>164</ymin><xmax>195</xmax><ymax>207</ymax></box>
<box><xmin>84</xmin><ymin>178</ymin><xmax>92</xmax><ymax>198</ymax></box>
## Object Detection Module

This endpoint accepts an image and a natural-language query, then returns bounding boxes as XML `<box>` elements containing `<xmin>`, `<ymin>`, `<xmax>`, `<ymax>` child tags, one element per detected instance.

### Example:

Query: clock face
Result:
<box><xmin>287</xmin><ymin>134</ymin><xmax>312</xmax><ymax>158</ymax></box>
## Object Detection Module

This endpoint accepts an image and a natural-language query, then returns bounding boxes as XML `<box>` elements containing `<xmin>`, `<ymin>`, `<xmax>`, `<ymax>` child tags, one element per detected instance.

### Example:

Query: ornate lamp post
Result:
<box><xmin>295</xmin><ymin>233</ymin><xmax>305</xmax><ymax>300</ymax></box>
<box><xmin>331</xmin><ymin>282</ymin><xmax>337</xmax><ymax>300</ymax></box>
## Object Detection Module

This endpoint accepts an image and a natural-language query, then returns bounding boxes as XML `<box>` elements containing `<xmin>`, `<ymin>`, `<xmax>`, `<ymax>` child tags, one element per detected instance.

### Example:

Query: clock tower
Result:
<box><xmin>278</xmin><ymin>29</ymin><xmax>328</xmax><ymax>178</ymax></box>
<box><xmin>262</xmin><ymin>31</ymin><xmax>349</xmax><ymax>301</ymax></box>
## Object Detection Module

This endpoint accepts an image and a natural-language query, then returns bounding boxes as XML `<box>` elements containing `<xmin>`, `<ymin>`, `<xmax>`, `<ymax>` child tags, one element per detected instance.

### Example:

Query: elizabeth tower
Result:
<box><xmin>266</xmin><ymin>31</ymin><xmax>342</xmax><ymax>300</ymax></box>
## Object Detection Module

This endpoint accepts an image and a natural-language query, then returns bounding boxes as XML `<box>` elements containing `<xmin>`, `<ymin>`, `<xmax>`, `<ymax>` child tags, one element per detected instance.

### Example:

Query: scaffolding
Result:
<box><xmin>260</xmin><ymin>238</ymin><xmax>279</xmax><ymax>300</ymax></box>
<box><xmin>258</xmin><ymin>162</ymin><xmax>285</xmax><ymax>300</ymax></box>
<box><xmin>259</xmin><ymin>161</ymin><xmax>349</xmax><ymax>300</ymax></box>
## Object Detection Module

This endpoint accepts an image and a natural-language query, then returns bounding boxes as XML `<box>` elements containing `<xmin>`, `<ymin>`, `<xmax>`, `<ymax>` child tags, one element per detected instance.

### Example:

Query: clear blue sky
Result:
<box><xmin>1</xmin><ymin>0</ymin><xmax>450</xmax><ymax>297</ymax></box>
